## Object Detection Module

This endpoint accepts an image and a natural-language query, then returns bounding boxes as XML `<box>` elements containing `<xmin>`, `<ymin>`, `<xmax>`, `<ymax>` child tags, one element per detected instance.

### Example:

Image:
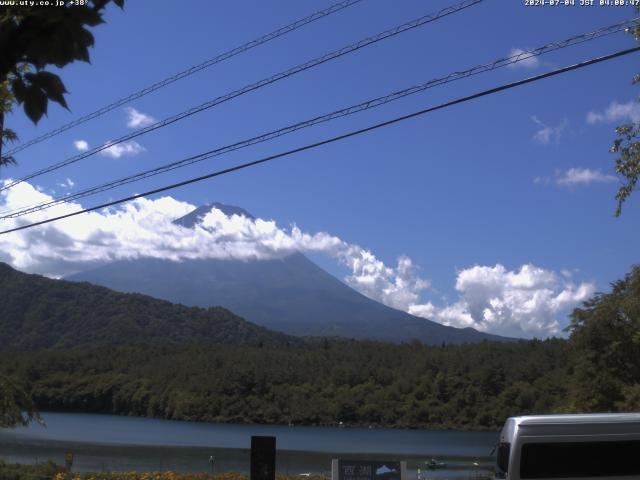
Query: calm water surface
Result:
<box><xmin>0</xmin><ymin>412</ymin><xmax>497</xmax><ymax>478</ymax></box>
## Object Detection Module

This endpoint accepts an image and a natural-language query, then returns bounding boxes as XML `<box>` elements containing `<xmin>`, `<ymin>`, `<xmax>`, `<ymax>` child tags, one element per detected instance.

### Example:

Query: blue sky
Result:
<box><xmin>1</xmin><ymin>0</ymin><xmax>639</xmax><ymax>337</ymax></box>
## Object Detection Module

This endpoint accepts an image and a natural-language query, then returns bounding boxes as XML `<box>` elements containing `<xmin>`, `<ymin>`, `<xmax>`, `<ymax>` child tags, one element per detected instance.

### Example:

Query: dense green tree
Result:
<box><xmin>0</xmin><ymin>0</ymin><xmax>124</xmax><ymax>164</ymax></box>
<box><xmin>0</xmin><ymin>374</ymin><xmax>41</xmax><ymax>428</ymax></box>
<box><xmin>0</xmin><ymin>74</ymin><xmax>18</xmax><ymax>167</ymax></box>
<box><xmin>610</xmin><ymin>12</ymin><xmax>640</xmax><ymax>215</ymax></box>
<box><xmin>567</xmin><ymin>265</ymin><xmax>640</xmax><ymax>410</ymax></box>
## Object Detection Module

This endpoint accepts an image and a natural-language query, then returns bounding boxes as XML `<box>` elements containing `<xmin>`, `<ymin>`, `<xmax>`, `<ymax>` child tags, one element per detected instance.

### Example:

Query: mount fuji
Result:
<box><xmin>67</xmin><ymin>203</ymin><xmax>509</xmax><ymax>344</ymax></box>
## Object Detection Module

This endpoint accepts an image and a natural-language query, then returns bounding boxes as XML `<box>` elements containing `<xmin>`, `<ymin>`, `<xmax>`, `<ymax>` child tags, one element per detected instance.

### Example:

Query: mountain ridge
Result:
<box><xmin>0</xmin><ymin>261</ymin><xmax>297</xmax><ymax>351</ymax></box>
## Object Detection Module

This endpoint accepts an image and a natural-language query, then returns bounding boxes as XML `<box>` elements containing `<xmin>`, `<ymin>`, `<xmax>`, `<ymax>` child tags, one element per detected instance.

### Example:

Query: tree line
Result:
<box><xmin>0</xmin><ymin>338</ymin><xmax>569</xmax><ymax>431</ymax></box>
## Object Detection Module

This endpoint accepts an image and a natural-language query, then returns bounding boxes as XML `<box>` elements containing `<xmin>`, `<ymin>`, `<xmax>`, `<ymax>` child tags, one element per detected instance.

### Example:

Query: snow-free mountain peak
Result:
<box><xmin>68</xmin><ymin>203</ymin><xmax>511</xmax><ymax>344</ymax></box>
<box><xmin>173</xmin><ymin>202</ymin><xmax>254</xmax><ymax>229</ymax></box>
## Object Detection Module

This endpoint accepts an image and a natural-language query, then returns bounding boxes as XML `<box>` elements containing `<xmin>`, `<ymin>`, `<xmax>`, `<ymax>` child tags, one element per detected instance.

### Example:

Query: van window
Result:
<box><xmin>520</xmin><ymin>440</ymin><xmax>640</xmax><ymax>478</ymax></box>
<box><xmin>496</xmin><ymin>442</ymin><xmax>510</xmax><ymax>478</ymax></box>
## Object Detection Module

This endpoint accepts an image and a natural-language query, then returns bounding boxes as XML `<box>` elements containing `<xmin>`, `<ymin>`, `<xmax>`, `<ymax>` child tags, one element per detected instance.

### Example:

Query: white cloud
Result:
<box><xmin>408</xmin><ymin>301</ymin><xmax>440</xmax><ymax>321</ymax></box>
<box><xmin>186</xmin><ymin>213</ymin><xmax>431</xmax><ymax>313</ymax></box>
<box><xmin>0</xmin><ymin>182</ymin><xmax>430</xmax><ymax>310</ymax></box>
<box><xmin>508</xmin><ymin>48</ymin><xmax>540</xmax><ymax>69</ymax></box>
<box><xmin>340</xmin><ymin>252</ymin><xmax>430</xmax><ymax>311</ymax></box>
<box><xmin>533</xmin><ymin>176</ymin><xmax>549</xmax><ymax>186</ymax></box>
<box><xmin>587</xmin><ymin>101</ymin><xmax>640</xmax><ymax>124</ymax></box>
<box><xmin>56</xmin><ymin>178</ymin><xmax>75</xmax><ymax>189</ymax></box>
<box><xmin>100</xmin><ymin>140</ymin><xmax>146</xmax><ymax>159</ymax></box>
<box><xmin>125</xmin><ymin>107</ymin><xmax>156</xmax><ymax>128</ymax></box>
<box><xmin>531</xmin><ymin>116</ymin><xmax>567</xmax><ymax>145</ymax></box>
<box><xmin>555</xmin><ymin>168</ymin><xmax>617</xmax><ymax>187</ymax></box>
<box><xmin>409</xmin><ymin>264</ymin><xmax>594</xmax><ymax>338</ymax></box>
<box><xmin>0</xmin><ymin>182</ymin><xmax>594</xmax><ymax>338</ymax></box>
<box><xmin>73</xmin><ymin>140</ymin><xmax>89</xmax><ymax>152</ymax></box>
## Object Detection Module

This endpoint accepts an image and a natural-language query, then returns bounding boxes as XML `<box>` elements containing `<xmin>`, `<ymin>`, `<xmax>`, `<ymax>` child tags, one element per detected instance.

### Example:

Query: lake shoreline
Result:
<box><xmin>0</xmin><ymin>412</ymin><xmax>497</xmax><ymax>476</ymax></box>
<box><xmin>0</xmin><ymin>435</ymin><xmax>495</xmax><ymax>462</ymax></box>
<box><xmin>28</xmin><ymin>409</ymin><xmax>499</xmax><ymax>433</ymax></box>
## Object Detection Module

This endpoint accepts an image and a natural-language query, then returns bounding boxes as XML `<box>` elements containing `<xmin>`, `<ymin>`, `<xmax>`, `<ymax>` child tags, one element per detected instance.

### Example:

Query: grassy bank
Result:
<box><xmin>0</xmin><ymin>462</ymin><xmax>326</xmax><ymax>480</ymax></box>
<box><xmin>0</xmin><ymin>461</ymin><xmax>63</xmax><ymax>480</ymax></box>
<box><xmin>52</xmin><ymin>474</ymin><xmax>325</xmax><ymax>480</ymax></box>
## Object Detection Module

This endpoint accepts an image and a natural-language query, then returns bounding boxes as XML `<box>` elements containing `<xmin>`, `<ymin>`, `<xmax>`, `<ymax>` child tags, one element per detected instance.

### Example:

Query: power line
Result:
<box><xmin>2</xmin><ymin>45</ymin><xmax>637</xmax><ymax>236</ymax></box>
<box><xmin>0</xmin><ymin>0</ymin><xmax>484</xmax><ymax>193</ymax></box>
<box><xmin>2</xmin><ymin>0</ymin><xmax>364</xmax><ymax>158</ymax></box>
<box><xmin>1</xmin><ymin>17</ymin><xmax>636</xmax><ymax>219</ymax></box>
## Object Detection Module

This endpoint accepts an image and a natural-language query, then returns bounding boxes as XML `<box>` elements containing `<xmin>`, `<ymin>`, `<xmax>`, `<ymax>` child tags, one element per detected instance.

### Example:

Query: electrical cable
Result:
<box><xmin>1</xmin><ymin>17</ymin><xmax>636</xmax><ymax>219</ymax></box>
<box><xmin>0</xmin><ymin>0</ymin><xmax>484</xmax><ymax>193</ymax></box>
<box><xmin>2</xmin><ymin>0</ymin><xmax>365</xmax><ymax>157</ymax></box>
<box><xmin>2</xmin><ymin>45</ymin><xmax>637</xmax><ymax>236</ymax></box>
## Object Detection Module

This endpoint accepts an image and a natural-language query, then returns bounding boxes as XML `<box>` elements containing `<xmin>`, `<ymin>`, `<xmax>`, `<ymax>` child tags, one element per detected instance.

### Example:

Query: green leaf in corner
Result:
<box><xmin>10</xmin><ymin>78</ymin><xmax>27</xmax><ymax>104</ymax></box>
<box><xmin>23</xmin><ymin>84</ymin><xmax>48</xmax><ymax>124</ymax></box>
<box><xmin>33</xmin><ymin>71</ymin><xmax>69</xmax><ymax>110</ymax></box>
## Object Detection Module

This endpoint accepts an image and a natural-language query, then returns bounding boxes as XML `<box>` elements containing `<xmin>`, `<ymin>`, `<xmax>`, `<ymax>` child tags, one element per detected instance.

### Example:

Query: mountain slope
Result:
<box><xmin>0</xmin><ymin>262</ymin><xmax>295</xmax><ymax>351</ymax></box>
<box><xmin>68</xmin><ymin>203</ymin><xmax>510</xmax><ymax>344</ymax></box>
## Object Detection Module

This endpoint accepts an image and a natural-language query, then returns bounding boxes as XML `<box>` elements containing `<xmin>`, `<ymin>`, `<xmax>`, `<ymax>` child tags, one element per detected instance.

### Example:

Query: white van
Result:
<box><xmin>495</xmin><ymin>413</ymin><xmax>640</xmax><ymax>480</ymax></box>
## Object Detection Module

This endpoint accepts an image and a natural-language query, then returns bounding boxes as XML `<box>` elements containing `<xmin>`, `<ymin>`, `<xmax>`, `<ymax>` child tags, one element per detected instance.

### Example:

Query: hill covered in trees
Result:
<box><xmin>0</xmin><ymin>262</ymin><xmax>296</xmax><ymax>350</ymax></box>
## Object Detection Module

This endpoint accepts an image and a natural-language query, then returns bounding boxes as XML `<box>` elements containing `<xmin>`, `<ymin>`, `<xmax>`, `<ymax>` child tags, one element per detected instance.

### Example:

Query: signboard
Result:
<box><xmin>332</xmin><ymin>459</ymin><xmax>406</xmax><ymax>480</ymax></box>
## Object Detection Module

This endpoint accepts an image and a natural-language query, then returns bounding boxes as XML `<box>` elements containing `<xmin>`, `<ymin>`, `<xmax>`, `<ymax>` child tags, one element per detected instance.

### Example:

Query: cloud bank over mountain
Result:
<box><xmin>409</xmin><ymin>264</ymin><xmax>594</xmax><ymax>337</ymax></box>
<box><xmin>0</xmin><ymin>181</ymin><xmax>593</xmax><ymax>337</ymax></box>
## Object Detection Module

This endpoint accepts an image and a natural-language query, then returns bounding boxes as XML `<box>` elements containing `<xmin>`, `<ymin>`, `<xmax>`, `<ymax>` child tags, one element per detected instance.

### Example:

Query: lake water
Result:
<box><xmin>0</xmin><ymin>412</ymin><xmax>497</xmax><ymax>478</ymax></box>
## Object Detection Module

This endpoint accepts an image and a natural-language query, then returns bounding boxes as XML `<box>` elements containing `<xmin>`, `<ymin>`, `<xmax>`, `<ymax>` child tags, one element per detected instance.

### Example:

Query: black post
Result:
<box><xmin>250</xmin><ymin>436</ymin><xmax>276</xmax><ymax>480</ymax></box>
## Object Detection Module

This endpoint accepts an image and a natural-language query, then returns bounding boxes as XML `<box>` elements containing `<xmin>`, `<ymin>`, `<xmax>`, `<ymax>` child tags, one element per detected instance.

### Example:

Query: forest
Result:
<box><xmin>1</xmin><ymin>265</ymin><xmax>638</xmax><ymax>432</ymax></box>
<box><xmin>0</xmin><ymin>339</ymin><xmax>569</xmax><ymax>430</ymax></box>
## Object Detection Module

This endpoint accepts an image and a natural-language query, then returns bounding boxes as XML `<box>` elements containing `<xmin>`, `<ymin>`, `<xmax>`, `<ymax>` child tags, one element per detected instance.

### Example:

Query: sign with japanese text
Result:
<box><xmin>332</xmin><ymin>460</ymin><xmax>405</xmax><ymax>480</ymax></box>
